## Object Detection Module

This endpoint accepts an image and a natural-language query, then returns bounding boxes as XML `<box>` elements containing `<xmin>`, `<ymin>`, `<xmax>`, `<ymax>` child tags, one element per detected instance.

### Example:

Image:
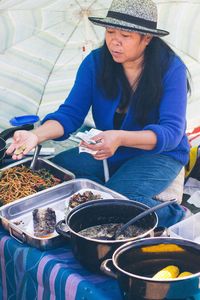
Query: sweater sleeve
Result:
<box><xmin>143</xmin><ymin>57</ymin><xmax>188</xmax><ymax>153</ymax></box>
<box><xmin>42</xmin><ymin>53</ymin><xmax>94</xmax><ymax>141</ymax></box>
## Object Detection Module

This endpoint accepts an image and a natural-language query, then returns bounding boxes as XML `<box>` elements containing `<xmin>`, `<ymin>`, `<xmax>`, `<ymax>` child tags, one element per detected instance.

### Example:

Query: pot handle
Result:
<box><xmin>152</xmin><ymin>226</ymin><xmax>168</xmax><ymax>237</ymax></box>
<box><xmin>9</xmin><ymin>224</ymin><xmax>27</xmax><ymax>244</ymax></box>
<box><xmin>100</xmin><ymin>259</ymin><xmax>117</xmax><ymax>279</ymax></box>
<box><xmin>55</xmin><ymin>220</ymin><xmax>71</xmax><ymax>239</ymax></box>
<box><xmin>0</xmin><ymin>124</ymin><xmax>34</xmax><ymax>141</ymax></box>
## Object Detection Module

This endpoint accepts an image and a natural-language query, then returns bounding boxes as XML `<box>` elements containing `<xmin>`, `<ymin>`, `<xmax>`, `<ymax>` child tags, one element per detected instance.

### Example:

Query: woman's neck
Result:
<box><xmin>123</xmin><ymin>54</ymin><xmax>144</xmax><ymax>72</ymax></box>
<box><xmin>123</xmin><ymin>55</ymin><xmax>144</xmax><ymax>87</ymax></box>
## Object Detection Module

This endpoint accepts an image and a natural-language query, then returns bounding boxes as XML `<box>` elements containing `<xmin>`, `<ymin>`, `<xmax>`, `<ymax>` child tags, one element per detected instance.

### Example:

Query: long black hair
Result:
<box><xmin>97</xmin><ymin>37</ymin><xmax>191</xmax><ymax>126</ymax></box>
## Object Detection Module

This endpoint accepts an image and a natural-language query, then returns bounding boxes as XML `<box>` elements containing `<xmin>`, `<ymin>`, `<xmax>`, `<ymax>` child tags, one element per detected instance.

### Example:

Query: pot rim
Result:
<box><xmin>66</xmin><ymin>199</ymin><xmax>158</xmax><ymax>244</ymax></box>
<box><xmin>112</xmin><ymin>236</ymin><xmax>200</xmax><ymax>282</ymax></box>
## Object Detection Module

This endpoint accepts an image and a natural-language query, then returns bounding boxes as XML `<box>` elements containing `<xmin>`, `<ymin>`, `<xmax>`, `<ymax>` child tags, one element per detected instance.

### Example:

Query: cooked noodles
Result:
<box><xmin>0</xmin><ymin>165</ymin><xmax>61</xmax><ymax>205</ymax></box>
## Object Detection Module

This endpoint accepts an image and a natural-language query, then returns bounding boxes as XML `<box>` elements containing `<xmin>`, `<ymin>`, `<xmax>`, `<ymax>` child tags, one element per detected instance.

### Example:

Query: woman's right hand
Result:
<box><xmin>6</xmin><ymin>130</ymin><xmax>39</xmax><ymax>160</ymax></box>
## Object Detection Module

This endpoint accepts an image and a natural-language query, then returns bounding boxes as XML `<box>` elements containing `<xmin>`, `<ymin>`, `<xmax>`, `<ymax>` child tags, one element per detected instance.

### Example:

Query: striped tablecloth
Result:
<box><xmin>0</xmin><ymin>227</ymin><xmax>123</xmax><ymax>300</ymax></box>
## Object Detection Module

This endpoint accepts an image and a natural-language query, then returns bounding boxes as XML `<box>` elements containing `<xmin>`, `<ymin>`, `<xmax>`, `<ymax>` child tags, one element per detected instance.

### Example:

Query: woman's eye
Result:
<box><xmin>122</xmin><ymin>34</ymin><xmax>130</xmax><ymax>38</ymax></box>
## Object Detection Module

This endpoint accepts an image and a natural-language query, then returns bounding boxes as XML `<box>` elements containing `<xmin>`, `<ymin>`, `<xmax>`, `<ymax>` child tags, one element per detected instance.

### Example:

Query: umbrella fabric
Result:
<box><xmin>155</xmin><ymin>0</ymin><xmax>200</xmax><ymax>130</ymax></box>
<box><xmin>0</xmin><ymin>0</ymin><xmax>111</xmax><ymax>129</ymax></box>
<box><xmin>0</xmin><ymin>0</ymin><xmax>199</xmax><ymax>131</ymax></box>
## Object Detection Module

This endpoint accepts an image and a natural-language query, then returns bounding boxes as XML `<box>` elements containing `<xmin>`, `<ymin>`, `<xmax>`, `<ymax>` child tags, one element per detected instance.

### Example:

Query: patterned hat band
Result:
<box><xmin>107</xmin><ymin>11</ymin><xmax>157</xmax><ymax>30</ymax></box>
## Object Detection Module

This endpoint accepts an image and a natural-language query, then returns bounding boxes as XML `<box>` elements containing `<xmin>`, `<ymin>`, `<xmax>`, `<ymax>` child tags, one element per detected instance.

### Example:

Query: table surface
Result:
<box><xmin>0</xmin><ymin>227</ymin><xmax>123</xmax><ymax>300</ymax></box>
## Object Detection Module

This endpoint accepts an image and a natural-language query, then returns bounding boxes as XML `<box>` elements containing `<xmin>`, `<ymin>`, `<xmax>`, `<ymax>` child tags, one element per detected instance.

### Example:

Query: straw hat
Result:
<box><xmin>89</xmin><ymin>0</ymin><xmax>169</xmax><ymax>37</ymax></box>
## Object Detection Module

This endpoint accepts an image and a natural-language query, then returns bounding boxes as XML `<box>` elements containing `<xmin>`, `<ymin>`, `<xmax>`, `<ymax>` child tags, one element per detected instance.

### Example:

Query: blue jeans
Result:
<box><xmin>52</xmin><ymin>147</ymin><xmax>185</xmax><ymax>227</ymax></box>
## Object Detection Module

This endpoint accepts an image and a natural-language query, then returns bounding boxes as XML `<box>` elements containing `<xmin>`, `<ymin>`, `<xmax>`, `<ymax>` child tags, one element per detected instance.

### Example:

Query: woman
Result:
<box><xmin>7</xmin><ymin>0</ymin><xmax>190</xmax><ymax>227</ymax></box>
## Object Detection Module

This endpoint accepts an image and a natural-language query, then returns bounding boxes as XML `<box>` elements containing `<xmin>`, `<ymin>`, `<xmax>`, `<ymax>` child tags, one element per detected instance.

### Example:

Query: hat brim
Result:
<box><xmin>89</xmin><ymin>17</ymin><xmax>169</xmax><ymax>37</ymax></box>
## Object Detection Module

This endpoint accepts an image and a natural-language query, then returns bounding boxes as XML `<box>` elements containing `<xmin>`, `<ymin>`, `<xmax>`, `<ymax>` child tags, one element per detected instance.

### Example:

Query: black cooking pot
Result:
<box><xmin>101</xmin><ymin>237</ymin><xmax>200</xmax><ymax>300</ymax></box>
<box><xmin>0</xmin><ymin>124</ymin><xmax>33</xmax><ymax>165</ymax></box>
<box><xmin>56</xmin><ymin>199</ymin><xmax>159</xmax><ymax>272</ymax></box>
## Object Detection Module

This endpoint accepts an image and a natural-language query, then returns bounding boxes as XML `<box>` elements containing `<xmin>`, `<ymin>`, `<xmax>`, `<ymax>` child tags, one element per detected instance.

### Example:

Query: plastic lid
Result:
<box><xmin>10</xmin><ymin>115</ymin><xmax>40</xmax><ymax>126</ymax></box>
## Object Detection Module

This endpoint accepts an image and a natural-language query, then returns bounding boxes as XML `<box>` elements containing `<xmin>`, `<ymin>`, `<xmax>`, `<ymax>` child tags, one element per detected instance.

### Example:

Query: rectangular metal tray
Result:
<box><xmin>0</xmin><ymin>179</ymin><xmax>128</xmax><ymax>250</ymax></box>
<box><xmin>0</xmin><ymin>157</ymin><xmax>75</xmax><ymax>206</ymax></box>
<box><xmin>1</xmin><ymin>157</ymin><xmax>75</xmax><ymax>183</ymax></box>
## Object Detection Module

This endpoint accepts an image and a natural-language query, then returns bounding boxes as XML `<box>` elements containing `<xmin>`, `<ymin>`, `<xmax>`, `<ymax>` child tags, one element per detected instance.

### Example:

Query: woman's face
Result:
<box><xmin>105</xmin><ymin>28</ymin><xmax>151</xmax><ymax>66</ymax></box>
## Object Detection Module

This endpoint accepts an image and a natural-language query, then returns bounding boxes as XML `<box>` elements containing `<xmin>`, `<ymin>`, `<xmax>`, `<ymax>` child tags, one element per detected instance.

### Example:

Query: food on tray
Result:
<box><xmin>152</xmin><ymin>265</ymin><xmax>180</xmax><ymax>279</ymax></box>
<box><xmin>13</xmin><ymin>220</ymin><xmax>24</xmax><ymax>226</ymax></box>
<box><xmin>178</xmin><ymin>271</ymin><xmax>193</xmax><ymax>278</ymax></box>
<box><xmin>32</xmin><ymin>207</ymin><xmax>56</xmax><ymax>237</ymax></box>
<box><xmin>0</xmin><ymin>165</ymin><xmax>61</xmax><ymax>205</ymax></box>
<box><xmin>69</xmin><ymin>190</ymin><xmax>102</xmax><ymax>208</ymax></box>
<box><xmin>78</xmin><ymin>223</ymin><xmax>147</xmax><ymax>240</ymax></box>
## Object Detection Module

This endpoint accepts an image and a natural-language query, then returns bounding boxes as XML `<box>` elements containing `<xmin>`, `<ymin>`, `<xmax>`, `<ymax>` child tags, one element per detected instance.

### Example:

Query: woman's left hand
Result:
<box><xmin>80</xmin><ymin>130</ymin><xmax>122</xmax><ymax>160</ymax></box>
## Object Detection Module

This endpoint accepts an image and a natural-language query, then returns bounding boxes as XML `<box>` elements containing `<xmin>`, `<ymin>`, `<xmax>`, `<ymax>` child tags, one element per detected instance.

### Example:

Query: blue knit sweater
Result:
<box><xmin>43</xmin><ymin>48</ymin><xmax>190</xmax><ymax>168</ymax></box>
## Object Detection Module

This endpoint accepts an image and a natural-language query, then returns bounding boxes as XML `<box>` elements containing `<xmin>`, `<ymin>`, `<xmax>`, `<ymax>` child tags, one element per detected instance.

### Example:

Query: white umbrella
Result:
<box><xmin>0</xmin><ymin>0</ymin><xmax>112</xmax><ymax>129</ymax></box>
<box><xmin>0</xmin><ymin>0</ymin><xmax>199</xmax><ymax>131</ymax></box>
<box><xmin>155</xmin><ymin>0</ymin><xmax>200</xmax><ymax>130</ymax></box>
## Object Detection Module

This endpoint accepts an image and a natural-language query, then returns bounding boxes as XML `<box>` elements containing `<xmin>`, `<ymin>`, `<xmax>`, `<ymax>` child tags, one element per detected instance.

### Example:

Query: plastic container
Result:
<box><xmin>188</xmin><ymin>191</ymin><xmax>200</xmax><ymax>207</ymax></box>
<box><xmin>10</xmin><ymin>115</ymin><xmax>40</xmax><ymax>126</ymax></box>
<box><xmin>168</xmin><ymin>212</ymin><xmax>200</xmax><ymax>243</ymax></box>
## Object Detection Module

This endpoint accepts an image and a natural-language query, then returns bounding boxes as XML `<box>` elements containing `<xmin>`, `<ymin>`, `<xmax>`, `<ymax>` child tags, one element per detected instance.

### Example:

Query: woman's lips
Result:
<box><xmin>111</xmin><ymin>51</ymin><xmax>123</xmax><ymax>58</ymax></box>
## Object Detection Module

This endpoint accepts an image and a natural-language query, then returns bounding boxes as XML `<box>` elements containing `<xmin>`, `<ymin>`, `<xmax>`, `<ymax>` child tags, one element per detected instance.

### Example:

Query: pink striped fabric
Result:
<box><xmin>0</xmin><ymin>236</ymin><xmax>10</xmax><ymax>300</ymax></box>
<box><xmin>37</xmin><ymin>252</ymin><xmax>74</xmax><ymax>300</ymax></box>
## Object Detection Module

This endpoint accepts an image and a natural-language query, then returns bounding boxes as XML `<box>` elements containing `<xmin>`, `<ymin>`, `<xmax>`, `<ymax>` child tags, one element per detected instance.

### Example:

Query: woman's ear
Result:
<box><xmin>145</xmin><ymin>34</ymin><xmax>153</xmax><ymax>45</ymax></box>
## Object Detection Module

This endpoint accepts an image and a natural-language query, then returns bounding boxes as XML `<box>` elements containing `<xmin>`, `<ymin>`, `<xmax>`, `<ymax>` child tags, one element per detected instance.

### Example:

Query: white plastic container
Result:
<box><xmin>168</xmin><ymin>212</ymin><xmax>200</xmax><ymax>243</ymax></box>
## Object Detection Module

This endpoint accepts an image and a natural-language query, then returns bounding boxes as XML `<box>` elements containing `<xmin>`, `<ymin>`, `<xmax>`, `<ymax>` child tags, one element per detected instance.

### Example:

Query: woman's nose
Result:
<box><xmin>111</xmin><ymin>38</ymin><xmax>121</xmax><ymax>46</ymax></box>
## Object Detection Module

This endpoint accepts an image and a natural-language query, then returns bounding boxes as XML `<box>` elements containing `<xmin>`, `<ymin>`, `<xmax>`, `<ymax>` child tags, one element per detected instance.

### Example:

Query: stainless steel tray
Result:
<box><xmin>0</xmin><ymin>157</ymin><xmax>75</xmax><ymax>205</ymax></box>
<box><xmin>0</xmin><ymin>179</ymin><xmax>128</xmax><ymax>250</ymax></box>
<box><xmin>1</xmin><ymin>157</ymin><xmax>75</xmax><ymax>183</ymax></box>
